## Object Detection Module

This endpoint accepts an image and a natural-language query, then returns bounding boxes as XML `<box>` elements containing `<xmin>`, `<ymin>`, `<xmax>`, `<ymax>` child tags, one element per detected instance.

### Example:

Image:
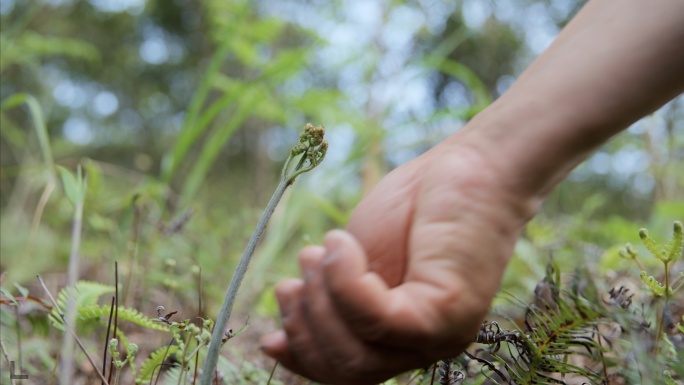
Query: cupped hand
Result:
<box><xmin>260</xmin><ymin>131</ymin><xmax>537</xmax><ymax>384</ymax></box>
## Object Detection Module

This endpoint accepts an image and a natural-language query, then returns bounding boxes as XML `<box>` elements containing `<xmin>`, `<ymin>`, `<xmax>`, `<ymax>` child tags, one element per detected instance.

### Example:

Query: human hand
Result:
<box><xmin>260</xmin><ymin>131</ymin><xmax>538</xmax><ymax>384</ymax></box>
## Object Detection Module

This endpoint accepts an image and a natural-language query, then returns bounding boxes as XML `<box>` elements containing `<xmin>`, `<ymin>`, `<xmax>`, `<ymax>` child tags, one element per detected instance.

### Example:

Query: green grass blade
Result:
<box><xmin>1</xmin><ymin>93</ymin><xmax>54</xmax><ymax>171</ymax></box>
<box><xmin>161</xmin><ymin>42</ymin><xmax>231</xmax><ymax>183</ymax></box>
<box><xmin>179</xmin><ymin>87</ymin><xmax>261</xmax><ymax>206</ymax></box>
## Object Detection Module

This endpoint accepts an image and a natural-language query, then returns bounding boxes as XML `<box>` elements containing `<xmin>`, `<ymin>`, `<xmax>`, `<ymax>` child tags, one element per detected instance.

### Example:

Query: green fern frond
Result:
<box><xmin>161</xmin><ymin>366</ymin><xmax>184</xmax><ymax>385</ymax></box>
<box><xmin>49</xmin><ymin>281</ymin><xmax>169</xmax><ymax>338</ymax></box>
<box><xmin>666</xmin><ymin>221</ymin><xmax>683</xmax><ymax>262</ymax></box>
<box><xmin>80</xmin><ymin>305</ymin><xmax>170</xmax><ymax>331</ymax></box>
<box><xmin>639</xmin><ymin>222</ymin><xmax>682</xmax><ymax>263</ymax></box>
<box><xmin>639</xmin><ymin>228</ymin><xmax>665</xmax><ymax>261</ymax></box>
<box><xmin>135</xmin><ymin>345</ymin><xmax>180</xmax><ymax>384</ymax></box>
<box><xmin>640</xmin><ymin>271</ymin><xmax>667</xmax><ymax>297</ymax></box>
<box><xmin>663</xmin><ymin>370</ymin><xmax>677</xmax><ymax>385</ymax></box>
<box><xmin>49</xmin><ymin>281</ymin><xmax>115</xmax><ymax>327</ymax></box>
<box><xmin>485</xmin><ymin>272</ymin><xmax>608</xmax><ymax>384</ymax></box>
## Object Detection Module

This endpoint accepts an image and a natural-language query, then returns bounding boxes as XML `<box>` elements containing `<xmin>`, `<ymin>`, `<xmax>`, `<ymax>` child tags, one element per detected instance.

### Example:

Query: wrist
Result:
<box><xmin>453</xmin><ymin>97</ymin><xmax>603</xmax><ymax>203</ymax></box>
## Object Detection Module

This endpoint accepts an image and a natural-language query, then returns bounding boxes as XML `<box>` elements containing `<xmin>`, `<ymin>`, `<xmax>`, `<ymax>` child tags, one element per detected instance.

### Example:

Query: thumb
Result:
<box><xmin>321</xmin><ymin>230</ymin><xmax>439</xmax><ymax>345</ymax></box>
<box><xmin>321</xmin><ymin>230</ymin><xmax>393</xmax><ymax>340</ymax></box>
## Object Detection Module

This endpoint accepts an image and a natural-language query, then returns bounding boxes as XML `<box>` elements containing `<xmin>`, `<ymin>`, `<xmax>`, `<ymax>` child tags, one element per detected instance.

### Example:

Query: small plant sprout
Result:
<box><xmin>200</xmin><ymin>124</ymin><xmax>327</xmax><ymax>385</ymax></box>
<box><xmin>637</xmin><ymin>221</ymin><xmax>683</xmax><ymax>298</ymax></box>
<box><xmin>634</xmin><ymin>221</ymin><xmax>683</xmax><ymax>357</ymax></box>
<box><xmin>109</xmin><ymin>339</ymin><xmax>138</xmax><ymax>385</ymax></box>
<box><xmin>619</xmin><ymin>243</ymin><xmax>645</xmax><ymax>271</ymax></box>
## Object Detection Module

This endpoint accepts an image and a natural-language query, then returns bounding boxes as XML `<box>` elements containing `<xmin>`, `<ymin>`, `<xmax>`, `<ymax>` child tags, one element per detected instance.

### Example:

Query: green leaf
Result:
<box><xmin>87</xmin><ymin>213</ymin><xmax>116</xmax><ymax>233</ymax></box>
<box><xmin>13</xmin><ymin>283</ymin><xmax>28</xmax><ymax>298</ymax></box>
<box><xmin>161</xmin><ymin>43</ymin><xmax>231</xmax><ymax>182</ymax></box>
<box><xmin>640</xmin><ymin>271</ymin><xmax>666</xmax><ymax>297</ymax></box>
<box><xmin>639</xmin><ymin>228</ymin><xmax>666</xmax><ymax>261</ymax></box>
<box><xmin>1</xmin><ymin>31</ymin><xmax>99</xmax><ymax>71</ymax></box>
<box><xmin>58</xmin><ymin>166</ymin><xmax>81</xmax><ymax>205</ymax></box>
<box><xmin>49</xmin><ymin>281</ymin><xmax>115</xmax><ymax>327</ymax></box>
<box><xmin>135</xmin><ymin>345</ymin><xmax>179</xmax><ymax>384</ymax></box>
<box><xmin>667</xmin><ymin>221</ymin><xmax>683</xmax><ymax>262</ymax></box>
<box><xmin>1</xmin><ymin>93</ymin><xmax>54</xmax><ymax>171</ymax></box>
<box><xmin>663</xmin><ymin>370</ymin><xmax>677</xmax><ymax>385</ymax></box>
<box><xmin>77</xmin><ymin>305</ymin><xmax>169</xmax><ymax>331</ymax></box>
<box><xmin>179</xmin><ymin>87</ymin><xmax>261</xmax><ymax>205</ymax></box>
<box><xmin>0</xmin><ymin>285</ymin><xmax>16</xmax><ymax>304</ymax></box>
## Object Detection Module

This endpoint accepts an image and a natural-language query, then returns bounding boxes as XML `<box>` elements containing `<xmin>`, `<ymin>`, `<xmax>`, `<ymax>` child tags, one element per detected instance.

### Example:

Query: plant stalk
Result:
<box><xmin>200</xmin><ymin>180</ymin><xmax>290</xmax><ymax>385</ymax></box>
<box><xmin>59</xmin><ymin>193</ymin><xmax>84</xmax><ymax>385</ymax></box>
<box><xmin>200</xmin><ymin>124</ymin><xmax>326</xmax><ymax>385</ymax></box>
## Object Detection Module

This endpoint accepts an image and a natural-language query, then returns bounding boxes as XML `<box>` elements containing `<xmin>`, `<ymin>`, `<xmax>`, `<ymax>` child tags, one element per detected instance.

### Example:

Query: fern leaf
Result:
<box><xmin>136</xmin><ymin>345</ymin><xmax>179</xmax><ymax>384</ymax></box>
<box><xmin>49</xmin><ymin>281</ymin><xmax>115</xmax><ymax>327</ymax></box>
<box><xmin>639</xmin><ymin>228</ymin><xmax>664</xmax><ymax>260</ymax></box>
<box><xmin>77</xmin><ymin>305</ymin><xmax>169</xmax><ymax>331</ymax></box>
<box><xmin>640</xmin><ymin>271</ymin><xmax>667</xmax><ymax>297</ymax></box>
<box><xmin>111</xmin><ymin>306</ymin><xmax>170</xmax><ymax>331</ymax></box>
<box><xmin>666</xmin><ymin>221</ymin><xmax>683</xmax><ymax>262</ymax></box>
<box><xmin>493</xmin><ymin>282</ymin><xmax>607</xmax><ymax>384</ymax></box>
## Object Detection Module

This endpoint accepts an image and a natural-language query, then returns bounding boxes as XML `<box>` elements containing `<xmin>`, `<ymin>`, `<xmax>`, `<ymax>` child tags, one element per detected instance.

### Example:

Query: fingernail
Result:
<box><xmin>322</xmin><ymin>231</ymin><xmax>343</xmax><ymax>264</ymax></box>
<box><xmin>260</xmin><ymin>331</ymin><xmax>286</xmax><ymax>351</ymax></box>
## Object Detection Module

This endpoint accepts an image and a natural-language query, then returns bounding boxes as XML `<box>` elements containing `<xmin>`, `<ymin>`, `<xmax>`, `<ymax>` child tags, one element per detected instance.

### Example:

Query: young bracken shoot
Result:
<box><xmin>435</xmin><ymin>221</ymin><xmax>683</xmax><ymax>385</ymax></box>
<box><xmin>200</xmin><ymin>123</ymin><xmax>327</xmax><ymax>385</ymax></box>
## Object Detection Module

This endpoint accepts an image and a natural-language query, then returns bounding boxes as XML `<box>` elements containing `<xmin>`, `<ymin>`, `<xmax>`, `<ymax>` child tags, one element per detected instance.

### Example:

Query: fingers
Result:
<box><xmin>299</xmin><ymin>245</ymin><xmax>420</xmax><ymax>381</ymax></box>
<box><xmin>319</xmin><ymin>230</ymin><xmax>392</xmax><ymax>340</ymax></box>
<box><xmin>262</xmin><ymin>242</ymin><xmax>429</xmax><ymax>384</ymax></box>
<box><xmin>259</xmin><ymin>280</ymin><xmax>310</xmax><ymax>377</ymax></box>
<box><xmin>320</xmin><ymin>230</ymin><xmax>445</xmax><ymax>346</ymax></box>
<box><xmin>261</xmin><ymin>263</ymin><xmax>333</xmax><ymax>382</ymax></box>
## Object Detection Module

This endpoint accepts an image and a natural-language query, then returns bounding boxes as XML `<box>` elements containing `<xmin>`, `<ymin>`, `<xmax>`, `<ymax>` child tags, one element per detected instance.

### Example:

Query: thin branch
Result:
<box><xmin>0</xmin><ymin>337</ymin><xmax>17</xmax><ymax>385</ymax></box>
<box><xmin>266</xmin><ymin>361</ymin><xmax>278</xmax><ymax>385</ymax></box>
<box><xmin>151</xmin><ymin>338</ymin><xmax>176</xmax><ymax>385</ymax></box>
<box><xmin>108</xmin><ymin>262</ymin><xmax>119</xmax><ymax>385</ymax></box>
<box><xmin>102</xmin><ymin>296</ymin><xmax>115</xmax><ymax>385</ymax></box>
<box><xmin>193</xmin><ymin>268</ymin><xmax>202</xmax><ymax>384</ymax></box>
<box><xmin>37</xmin><ymin>275</ymin><xmax>109</xmax><ymax>385</ymax></box>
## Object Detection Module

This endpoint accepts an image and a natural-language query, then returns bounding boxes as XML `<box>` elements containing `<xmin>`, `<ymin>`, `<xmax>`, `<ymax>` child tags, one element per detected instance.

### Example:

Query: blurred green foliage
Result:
<box><xmin>0</xmin><ymin>0</ymin><xmax>682</xmax><ymax>383</ymax></box>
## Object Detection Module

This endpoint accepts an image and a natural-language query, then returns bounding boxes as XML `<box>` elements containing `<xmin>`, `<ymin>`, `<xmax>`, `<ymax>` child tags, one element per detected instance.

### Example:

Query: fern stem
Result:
<box><xmin>200</xmin><ymin>125</ymin><xmax>326</xmax><ymax>385</ymax></box>
<box><xmin>108</xmin><ymin>262</ymin><xmax>119</xmax><ymax>385</ymax></box>
<box><xmin>200</xmin><ymin>179</ymin><xmax>290</xmax><ymax>385</ymax></box>
<box><xmin>193</xmin><ymin>268</ymin><xmax>202</xmax><ymax>385</ymax></box>
<box><xmin>60</xmin><ymin>191</ymin><xmax>84</xmax><ymax>385</ymax></box>
<box><xmin>653</xmin><ymin>261</ymin><xmax>671</xmax><ymax>357</ymax></box>
<box><xmin>37</xmin><ymin>275</ymin><xmax>109</xmax><ymax>385</ymax></box>
<box><xmin>102</xmin><ymin>296</ymin><xmax>115</xmax><ymax>385</ymax></box>
<box><xmin>113</xmin><ymin>366</ymin><xmax>122</xmax><ymax>385</ymax></box>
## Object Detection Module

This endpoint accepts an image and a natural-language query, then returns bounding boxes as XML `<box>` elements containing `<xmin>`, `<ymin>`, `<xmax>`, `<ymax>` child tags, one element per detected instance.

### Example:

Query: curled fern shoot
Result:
<box><xmin>200</xmin><ymin>124</ymin><xmax>327</xmax><ymax>385</ymax></box>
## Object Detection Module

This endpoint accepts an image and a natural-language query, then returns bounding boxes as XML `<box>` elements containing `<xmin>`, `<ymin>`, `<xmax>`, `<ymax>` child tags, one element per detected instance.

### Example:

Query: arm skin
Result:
<box><xmin>260</xmin><ymin>1</ymin><xmax>684</xmax><ymax>383</ymax></box>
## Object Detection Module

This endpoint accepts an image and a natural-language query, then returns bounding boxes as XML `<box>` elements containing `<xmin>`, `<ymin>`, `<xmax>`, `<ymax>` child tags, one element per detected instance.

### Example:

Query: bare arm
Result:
<box><xmin>461</xmin><ymin>0</ymin><xmax>684</xmax><ymax>198</ymax></box>
<box><xmin>261</xmin><ymin>2</ymin><xmax>684</xmax><ymax>383</ymax></box>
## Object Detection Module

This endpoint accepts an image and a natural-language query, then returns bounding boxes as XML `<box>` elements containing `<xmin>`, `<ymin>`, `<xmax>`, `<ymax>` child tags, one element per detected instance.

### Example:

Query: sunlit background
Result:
<box><xmin>0</xmin><ymin>0</ymin><xmax>682</xmax><ymax>383</ymax></box>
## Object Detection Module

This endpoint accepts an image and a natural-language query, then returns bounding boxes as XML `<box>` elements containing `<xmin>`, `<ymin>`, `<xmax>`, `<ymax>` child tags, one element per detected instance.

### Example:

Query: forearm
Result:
<box><xmin>459</xmin><ymin>0</ymin><xmax>684</xmax><ymax>199</ymax></box>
